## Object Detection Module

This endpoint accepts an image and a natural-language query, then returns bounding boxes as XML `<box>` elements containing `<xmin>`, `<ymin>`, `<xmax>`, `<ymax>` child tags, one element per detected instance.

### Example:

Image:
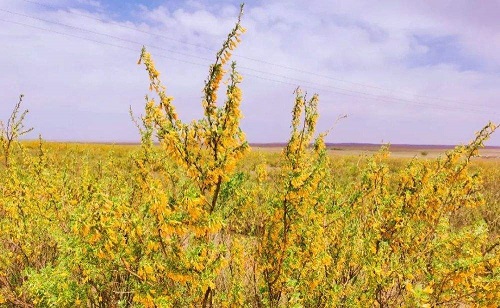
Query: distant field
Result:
<box><xmin>252</xmin><ymin>143</ymin><xmax>500</xmax><ymax>159</ymax></box>
<box><xmin>30</xmin><ymin>141</ymin><xmax>500</xmax><ymax>159</ymax></box>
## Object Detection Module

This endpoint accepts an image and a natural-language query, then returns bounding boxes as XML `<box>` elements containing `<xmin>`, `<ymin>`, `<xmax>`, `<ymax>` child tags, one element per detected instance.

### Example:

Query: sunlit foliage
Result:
<box><xmin>0</xmin><ymin>5</ymin><xmax>498</xmax><ymax>307</ymax></box>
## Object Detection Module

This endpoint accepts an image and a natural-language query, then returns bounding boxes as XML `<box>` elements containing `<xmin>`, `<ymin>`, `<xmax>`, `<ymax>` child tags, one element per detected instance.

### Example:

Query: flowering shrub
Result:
<box><xmin>0</xmin><ymin>6</ymin><xmax>498</xmax><ymax>307</ymax></box>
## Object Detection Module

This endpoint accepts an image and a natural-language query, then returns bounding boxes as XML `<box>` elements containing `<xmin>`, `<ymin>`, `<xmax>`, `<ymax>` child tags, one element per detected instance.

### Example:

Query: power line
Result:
<box><xmin>0</xmin><ymin>17</ymin><xmax>208</xmax><ymax>68</ymax></box>
<box><xmin>2</xmin><ymin>7</ymin><xmax>498</xmax><ymax>115</ymax></box>
<box><xmin>19</xmin><ymin>0</ymin><xmax>214</xmax><ymax>51</ymax></box>
<box><xmin>18</xmin><ymin>0</ymin><xmax>494</xmax><ymax>109</ymax></box>
<box><xmin>0</xmin><ymin>16</ymin><xmax>498</xmax><ymax>117</ymax></box>
<box><xmin>241</xmin><ymin>71</ymin><xmax>500</xmax><ymax>115</ymax></box>
<box><xmin>239</xmin><ymin>67</ymin><xmax>498</xmax><ymax>114</ymax></box>
<box><xmin>0</xmin><ymin>8</ymin><xmax>214</xmax><ymax>63</ymax></box>
<box><xmin>0</xmin><ymin>9</ymin><xmax>404</xmax><ymax>102</ymax></box>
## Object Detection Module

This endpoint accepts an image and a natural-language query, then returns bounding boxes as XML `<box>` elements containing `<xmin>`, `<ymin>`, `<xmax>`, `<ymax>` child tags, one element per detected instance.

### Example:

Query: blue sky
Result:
<box><xmin>76</xmin><ymin>0</ymin><xmax>262</xmax><ymax>20</ymax></box>
<box><xmin>408</xmin><ymin>34</ymin><xmax>485</xmax><ymax>71</ymax></box>
<box><xmin>0</xmin><ymin>0</ymin><xmax>499</xmax><ymax>145</ymax></box>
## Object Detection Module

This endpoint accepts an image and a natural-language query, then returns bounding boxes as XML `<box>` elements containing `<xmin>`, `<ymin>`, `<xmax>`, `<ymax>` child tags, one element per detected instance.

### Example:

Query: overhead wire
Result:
<box><xmin>0</xmin><ymin>8</ymin><xmax>214</xmax><ymax>63</ymax></box>
<box><xmin>18</xmin><ymin>0</ymin><xmax>492</xmax><ymax>109</ymax></box>
<box><xmin>0</xmin><ymin>10</ymin><xmax>498</xmax><ymax>116</ymax></box>
<box><xmin>0</xmin><ymin>17</ymin><xmax>208</xmax><ymax>68</ymax></box>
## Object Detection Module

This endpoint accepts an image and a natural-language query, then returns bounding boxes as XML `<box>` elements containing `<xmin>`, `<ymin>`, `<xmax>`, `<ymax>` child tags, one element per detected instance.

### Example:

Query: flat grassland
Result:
<box><xmin>253</xmin><ymin>143</ymin><xmax>500</xmax><ymax>159</ymax></box>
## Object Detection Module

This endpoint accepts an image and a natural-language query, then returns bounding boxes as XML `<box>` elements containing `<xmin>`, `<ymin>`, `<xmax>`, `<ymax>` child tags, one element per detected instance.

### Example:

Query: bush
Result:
<box><xmin>1</xmin><ymin>5</ymin><xmax>498</xmax><ymax>307</ymax></box>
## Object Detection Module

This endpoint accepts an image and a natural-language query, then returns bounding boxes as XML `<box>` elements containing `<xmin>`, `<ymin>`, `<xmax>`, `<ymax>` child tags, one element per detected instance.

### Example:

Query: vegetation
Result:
<box><xmin>1</xmin><ymin>6</ymin><xmax>499</xmax><ymax>307</ymax></box>
<box><xmin>0</xmin><ymin>94</ymin><xmax>33</xmax><ymax>167</ymax></box>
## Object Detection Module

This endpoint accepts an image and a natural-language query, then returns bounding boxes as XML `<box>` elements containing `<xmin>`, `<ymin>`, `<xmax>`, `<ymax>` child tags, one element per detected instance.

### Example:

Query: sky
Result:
<box><xmin>0</xmin><ymin>0</ymin><xmax>499</xmax><ymax>145</ymax></box>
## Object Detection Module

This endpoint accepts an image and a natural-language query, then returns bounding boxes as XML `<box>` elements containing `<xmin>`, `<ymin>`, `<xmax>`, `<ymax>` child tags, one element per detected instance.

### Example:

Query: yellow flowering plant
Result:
<box><xmin>0</xmin><ymin>4</ymin><xmax>498</xmax><ymax>307</ymax></box>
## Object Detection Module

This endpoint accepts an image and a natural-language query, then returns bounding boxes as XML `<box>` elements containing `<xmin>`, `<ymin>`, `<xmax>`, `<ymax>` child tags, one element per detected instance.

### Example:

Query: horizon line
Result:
<box><xmin>19</xmin><ymin>140</ymin><xmax>500</xmax><ymax>149</ymax></box>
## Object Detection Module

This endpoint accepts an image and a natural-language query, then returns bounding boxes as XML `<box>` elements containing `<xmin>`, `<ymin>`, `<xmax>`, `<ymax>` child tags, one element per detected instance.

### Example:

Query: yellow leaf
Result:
<box><xmin>423</xmin><ymin>286</ymin><xmax>434</xmax><ymax>294</ymax></box>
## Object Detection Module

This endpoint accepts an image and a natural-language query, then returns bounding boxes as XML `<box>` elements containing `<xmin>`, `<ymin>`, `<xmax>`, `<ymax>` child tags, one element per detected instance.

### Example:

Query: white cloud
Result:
<box><xmin>0</xmin><ymin>0</ymin><xmax>498</xmax><ymax>145</ymax></box>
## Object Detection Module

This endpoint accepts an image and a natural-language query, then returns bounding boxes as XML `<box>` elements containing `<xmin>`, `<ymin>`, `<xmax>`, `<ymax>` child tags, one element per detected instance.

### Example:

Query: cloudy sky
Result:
<box><xmin>0</xmin><ymin>0</ymin><xmax>499</xmax><ymax>145</ymax></box>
